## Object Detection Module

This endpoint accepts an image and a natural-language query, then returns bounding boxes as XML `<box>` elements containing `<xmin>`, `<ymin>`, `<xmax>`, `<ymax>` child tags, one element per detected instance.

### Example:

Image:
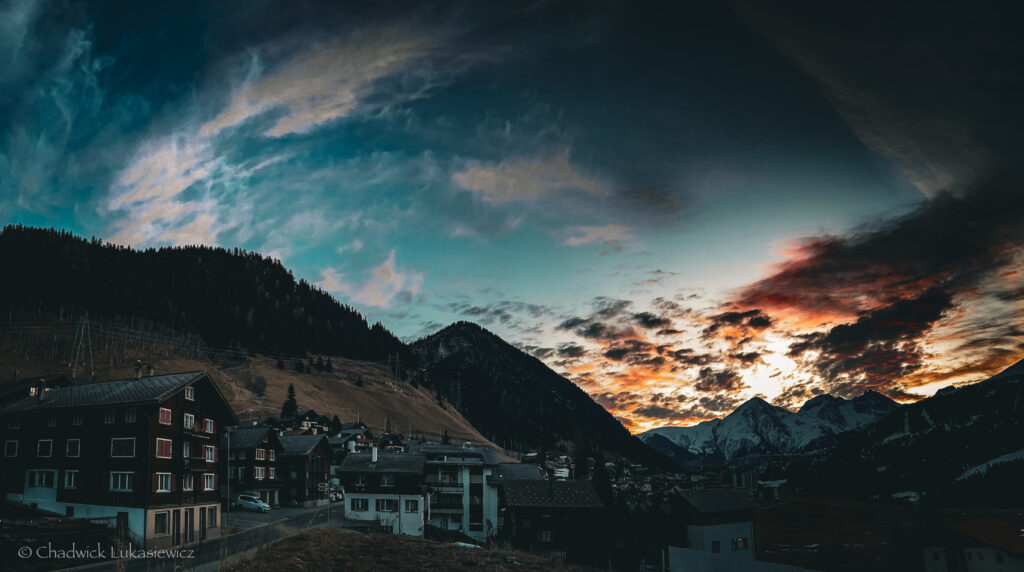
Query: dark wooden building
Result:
<box><xmin>0</xmin><ymin>373</ymin><xmax>72</xmax><ymax>407</ymax></box>
<box><xmin>224</xmin><ymin>424</ymin><xmax>285</xmax><ymax>506</ymax></box>
<box><xmin>0</xmin><ymin>371</ymin><xmax>236</xmax><ymax>548</ymax></box>
<box><xmin>501</xmin><ymin>478</ymin><xmax>607</xmax><ymax>564</ymax></box>
<box><xmin>278</xmin><ymin>434</ymin><xmax>331</xmax><ymax>507</ymax></box>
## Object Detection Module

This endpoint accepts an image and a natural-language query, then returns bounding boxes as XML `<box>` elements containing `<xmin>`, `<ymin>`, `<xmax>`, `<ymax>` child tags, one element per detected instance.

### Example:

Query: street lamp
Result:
<box><xmin>226</xmin><ymin>409</ymin><xmax>254</xmax><ymax>530</ymax></box>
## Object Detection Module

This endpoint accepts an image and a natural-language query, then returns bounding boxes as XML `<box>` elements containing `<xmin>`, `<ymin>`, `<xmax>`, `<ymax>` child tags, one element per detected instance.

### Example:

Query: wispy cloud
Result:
<box><xmin>452</xmin><ymin>149</ymin><xmax>613</xmax><ymax>204</ymax></box>
<box><xmin>564</xmin><ymin>224</ymin><xmax>633</xmax><ymax>248</ymax></box>
<box><xmin>318</xmin><ymin>250</ymin><xmax>425</xmax><ymax>308</ymax></box>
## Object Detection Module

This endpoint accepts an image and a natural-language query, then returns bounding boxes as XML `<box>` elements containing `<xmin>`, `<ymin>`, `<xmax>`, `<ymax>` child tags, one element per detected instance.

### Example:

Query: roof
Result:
<box><xmin>679</xmin><ymin>489</ymin><xmax>755</xmax><ymax>514</ymax></box>
<box><xmin>503</xmin><ymin>480</ymin><xmax>604</xmax><ymax>510</ymax></box>
<box><xmin>405</xmin><ymin>442</ymin><xmax>498</xmax><ymax>465</ymax></box>
<box><xmin>2</xmin><ymin>371</ymin><xmax>207</xmax><ymax>412</ymax></box>
<box><xmin>279</xmin><ymin>434</ymin><xmax>328</xmax><ymax>456</ymax></box>
<box><xmin>948</xmin><ymin>517</ymin><xmax>1024</xmax><ymax>555</ymax></box>
<box><xmin>498</xmin><ymin>463</ymin><xmax>545</xmax><ymax>481</ymax></box>
<box><xmin>229</xmin><ymin>426</ymin><xmax>276</xmax><ymax>449</ymax></box>
<box><xmin>339</xmin><ymin>452</ymin><xmax>425</xmax><ymax>474</ymax></box>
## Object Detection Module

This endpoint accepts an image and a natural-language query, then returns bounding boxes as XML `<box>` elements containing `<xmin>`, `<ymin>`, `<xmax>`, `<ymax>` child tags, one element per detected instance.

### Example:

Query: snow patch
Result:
<box><xmin>955</xmin><ymin>448</ymin><xmax>1024</xmax><ymax>481</ymax></box>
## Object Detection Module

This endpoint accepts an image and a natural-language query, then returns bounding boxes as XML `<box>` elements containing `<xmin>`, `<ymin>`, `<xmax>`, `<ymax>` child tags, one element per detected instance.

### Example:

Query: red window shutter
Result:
<box><xmin>214</xmin><ymin>446</ymin><xmax>218</xmax><ymax>462</ymax></box>
<box><xmin>214</xmin><ymin>474</ymin><xmax>218</xmax><ymax>490</ymax></box>
<box><xmin>153</xmin><ymin>473</ymin><xmax>158</xmax><ymax>492</ymax></box>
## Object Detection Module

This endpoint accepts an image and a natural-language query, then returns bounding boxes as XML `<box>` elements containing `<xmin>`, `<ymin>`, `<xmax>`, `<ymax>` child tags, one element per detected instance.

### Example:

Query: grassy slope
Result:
<box><xmin>0</xmin><ymin>334</ymin><xmax>506</xmax><ymax>456</ymax></box>
<box><xmin>225</xmin><ymin>528</ymin><xmax>599</xmax><ymax>572</ymax></box>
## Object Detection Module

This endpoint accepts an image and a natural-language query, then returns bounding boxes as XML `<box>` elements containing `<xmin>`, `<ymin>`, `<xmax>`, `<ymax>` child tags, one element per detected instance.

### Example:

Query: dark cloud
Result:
<box><xmin>592</xmin><ymin>297</ymin><xmax>633</xmax><ymax>318</ymax></box>
<box><xmin>448</xmin><ymin>300</ymin><xmax>554</xmax><ymax>329</ymax></box>
<box><xmin>632</xmin><ymin>311</ymin><xmax>671</xmax><ymax>329</ymax></box>
<box><xmin>670</xmin><ymin>348</ymin><xmax>714</xmax><ymax>367</ymax></box>
<box><xmin>703</xmin><ymin>308</ymin><xmax>774</xmax><ymax>339</ymax></box>
<box><xmin>556</xmin><ymin>343</ymin><xmax>587</xmax><ymax>358</ymax></box>
<box><xmin>693</xmin><ymin>367</ymin><xmax>746</xmax><ymax>393</ymax></box>
<box><xmin>728</xmin><ymin>351</ymin><xmax>763</xmax><ymax>366</ymax></box>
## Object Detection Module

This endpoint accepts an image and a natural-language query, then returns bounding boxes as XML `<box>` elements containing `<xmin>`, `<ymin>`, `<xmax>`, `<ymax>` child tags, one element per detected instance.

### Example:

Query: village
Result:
<box><xmin>1</xmin><ymin>370</ymin><xmax>1020</xmax><ymax>572</ymax></box>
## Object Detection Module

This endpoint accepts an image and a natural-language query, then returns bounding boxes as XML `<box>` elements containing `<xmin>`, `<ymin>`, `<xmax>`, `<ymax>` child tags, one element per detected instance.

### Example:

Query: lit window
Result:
<box><xmin>111</xmin><ymin>437</ymin><xmax>136</xmax><ymax>457</ymax></box>
<box><xmin>185</xmin><ymin>387</ymin><xmax>195</xmax><ymax>401</ymax></box>
<box><xmin>4</xmin><ymin>440</ymin><xmax>18</xmax><ymax>457</ymax></box>
<box><xmin>125</xmin><ymin>408</ymin><xmax>137</xmax><ymax>423</ymax></box>
<box><xmin>64</xmin><ymin>470</ymin><xmax>78</xmax><ymax>489</ymax></box>
<box><xmin>110</xmin><ymin>472</ymin><xmax>133</xmax><ymax>492</ymax></box>
<box><xmin>184</xmin><ymin>413</ymin><xmax>195</xmax><ymax>430</ymax></box>
<box><xmin>159</xmin><ymin>408</ymin><xmax>172</xmax><ymax>425</ymax></box>
<box><xmin>732</xmin><ymin>538</ymin><xmax>749</xmax><ymax>551</ymax></box>
<box><xmin>66</xmin><ymin>439</ymin><xmax>80</xmax><ymax>457</ymax></box>
<box><xmin>104</xmin><ymin>409</ymin><xmax>115</xmax><ymax>424</ymax></box>
<box><xmin>156</xmin><ymin>438</ymin><xmax>173</xmax><ymax>459</ymax></box>
<box><xmin>37</xmin><ymin>439</ymin><xmax>53</xmax><ymax>457</ymax></box>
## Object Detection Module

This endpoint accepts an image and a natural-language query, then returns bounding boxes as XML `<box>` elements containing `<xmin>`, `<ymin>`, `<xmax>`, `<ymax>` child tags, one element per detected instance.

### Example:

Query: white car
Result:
<box><xmin>235</xmin><ymin>495</ymin><xmax>270</xmax><ymax>513</ymax></box>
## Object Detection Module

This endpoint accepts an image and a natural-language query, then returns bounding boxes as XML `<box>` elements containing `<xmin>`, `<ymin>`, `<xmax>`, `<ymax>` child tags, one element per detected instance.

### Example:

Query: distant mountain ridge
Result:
<box><xmin>639</xmin><ymin>391</ymin><xmax>899</xmax><ymax>466</ymax></box>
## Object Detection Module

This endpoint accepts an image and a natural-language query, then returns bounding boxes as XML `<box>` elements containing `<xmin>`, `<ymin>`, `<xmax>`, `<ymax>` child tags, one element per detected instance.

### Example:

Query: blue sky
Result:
<box><xmin>3</xmin><ymin>0</ymin><xmax>1022</xmax><ymax>431</ymax></box>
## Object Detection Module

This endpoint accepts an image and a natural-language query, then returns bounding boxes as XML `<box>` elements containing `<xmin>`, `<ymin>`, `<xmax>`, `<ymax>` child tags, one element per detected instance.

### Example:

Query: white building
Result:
<box><xmin>338</xmin><ymin>448</ymin><xmax>426</xmax><ymax>536</ymax></box>
<box><xmin>407</xmin><ymin>442</ymin><xmax>500</xmax><ymax>541</ymax></box>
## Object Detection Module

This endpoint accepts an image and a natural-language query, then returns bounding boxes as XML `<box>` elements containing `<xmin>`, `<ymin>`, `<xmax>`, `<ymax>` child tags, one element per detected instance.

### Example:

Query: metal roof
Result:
<box><xmin>339</xmin><ymin>452</ymin><xmax>425</xmax><ymax>474</ymax></box>
<box><xmin>279</xmin><ymin>434</ymin><xmax>328</xmax><ymax>456</ymax></box>
<box><xmin>229</xmin><ymin>426</ymin><xmax>277</xmax><ymax>450</ymax></box>
<box><xmin>405</xmin><ymin>442</ymin><xmax>499</xmax><ymax>465</ymax></box>
<box><xmin>1</xmin><ymin>371</ymin><xmax>207</xmax><ymax>412</ymax></box>
<box><xmin>498</xmin><ymin>463</ymin><xmax>545</xmax><ymax>481</ymax></box>
<box><xmin>503</xmin><ymin>480</ymin><xmax>605</xmax><ymax>509</ymax></box>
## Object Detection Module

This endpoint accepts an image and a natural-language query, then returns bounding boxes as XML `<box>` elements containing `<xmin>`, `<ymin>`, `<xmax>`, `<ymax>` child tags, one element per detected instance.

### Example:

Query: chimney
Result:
<box><xmin>371</xmin><ymin>446</ymin><xmax>378</xmax><ymax>463</ymax></box>
<box><xmin>348</xmin><ymin>440</ymin><xmax>356</xmax><ymax>453</ymax></box>
<box><xmin>134</xmin><ymin>360</ymin><xmax>143</xmax><ymax>380</ymax></box>
<box><xmin>36</xmin><ymin>387</ymin><xmax>47</xmax><ymax>402</ymax></box>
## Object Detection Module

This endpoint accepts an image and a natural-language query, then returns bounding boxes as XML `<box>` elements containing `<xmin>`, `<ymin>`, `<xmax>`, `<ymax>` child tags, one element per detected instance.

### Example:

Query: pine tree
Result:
<box><xmin>331</xmin><ymin>415</ymin><xmax>342</xmax><ymax>434</ymax></box>
<box><xmin>281</xmin><ymin>383</ymin><xmax>298</xmax><ymax>418</ymax></box>
<box><xmin>442</xmin><ymin>429</ymin><xmax>451</xmax><ymax>444</ymax></box>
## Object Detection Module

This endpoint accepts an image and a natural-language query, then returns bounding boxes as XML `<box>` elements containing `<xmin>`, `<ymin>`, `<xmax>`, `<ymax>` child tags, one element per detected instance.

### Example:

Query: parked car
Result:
<box><xmin>235</xmin><ymin>495</ymin><xmax>271</xmax><ymax>513</ymax></box>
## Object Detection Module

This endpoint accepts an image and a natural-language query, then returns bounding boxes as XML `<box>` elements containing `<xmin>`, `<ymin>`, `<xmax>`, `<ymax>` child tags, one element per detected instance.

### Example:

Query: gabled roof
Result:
<box><xmin>405</xmin><ymin>442</ymin><xmax>499</xmax><ymax>465</ymax></box>
<box><xmin>679</xmin><ymin>489</ymin><xmax>755</xmax><ymax>514</ymax></box>
<box><xmin>498</xmin><ymin>463</ymin><xmax>545</xmax><ymax>481</ymax></box>
<box><xmin>279</xmin><ymin>434</ymin><xmax>328</xmax><ymax>456</ymax></box>
<box><xmin>229</xmin><ymin>426</ymin><xmax>279</xmax><ymax>450</ymax></box>
<box><xmin>339</xmin><ymin>452</ymin><xmax>425</xmax><ymax>474</ymax></box>
<box><xmin>948</xmin><ymin>517</ymin><xmax>1024</xmax><ymax>555</ymax></box>
<box><xmin>2</xmin><ymin>371</ymin><xmax>207</xmax><ymax>412</ymax></box>
<box><xmin>503</xmin><ymin>480</ymin><xmax>604</xmax><ymax>509</ymax></box>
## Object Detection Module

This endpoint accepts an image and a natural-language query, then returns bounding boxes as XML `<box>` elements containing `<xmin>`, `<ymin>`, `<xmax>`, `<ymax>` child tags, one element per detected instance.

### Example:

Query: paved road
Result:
<box><xmin>225</xmin><ymin>502</ymin><xmax>347</xmax><ymax>531</ymax></box>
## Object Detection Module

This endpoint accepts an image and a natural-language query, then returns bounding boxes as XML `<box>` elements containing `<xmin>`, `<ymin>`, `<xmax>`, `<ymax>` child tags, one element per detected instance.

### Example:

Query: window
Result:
<box><xmin>156</xmin><ymin>473</ymin><xmax>172</xmax><ymax>492</ymax></box>
<box><xmin>104</xmin><ymin>409</ymin><xmax>115</xmax><ymax>424</ymax></box>
<box><xmin>268</xmin><ymin>467</ymin><xmax>276</xmax><ymax>480</ymax></box>
<box><xmin>381</xmin><ymin>475</ymin><xmax>394</xmax><ymax>487</ymax></box>
<box><xmin>203</xmin><ymin>418</ymin><xmax>215</xmax><ymax>433</ymax></box>
<box><xmin>711</xmin><ymin>541</ymin><xmax>721</xmax><ymax>554</ymax></box>
<box><xmin>154</xmin><ymin>512</ymin><xmax>169</xmax><ymax>535</ymax></box>
<box><xmin>111</xmin><ymin>437</ymin><xmax>136</xmax><ymax>457</ymax></box>
<box><xmin>183</xmin><ymin>442</ymin><xmax>192</xmax><ymax>458</ymax></box>
<box><xmin>183</xmin><ymin>473</ymin><xmax>194</xmax><ymax>491</ymax></box>
<box><xmin>256</xmin><ymin>448</ymin><xmax>265</xmax><ymax>460</ymax></box>
<box><xmin>72</xmin><ymin>414</ymin><xmax>83</xmax><ymax>426</ymax></box>
<box><xmin>732</xmin><ymin>538</ymin><xmax>749</xmax><ymax>551</ymax></box>
<box><xmin>158</xmin><ymin>408</ymin><xmax>171</xmax><ymax>425</ymax></box>
<box><xmin>375</xmin><ymin>499</ymin><xmax>397</xmax><ymax>512</ymax></box>
<box><xmin>4</xmin><ymin>440</ymin><xmax>17</xmax><ymax>457</ymax></box>
<box><xmin>205</xmin><ymin>445</ymin><xmax>216</xmax><ymax>462</ymax></box>
<box><xmin>183</xmin><ymin>413</ymin><xmax>195</xmax><ymax>430</ymax></box>
<box><xmin>7</xmin><ymin>416</ymin><xmax>20</xmax><ymax>429</ymax></box>
<box><xmin>268</xmin><ymin>450</ymin><xmax>276</xmax><ymax>461</ymax></box>
<box><xmin>64</xmin><ymin>470</ymin><xmax>79</xmax><ymax>489</ymax></box>
<box><xmin>207</xmin><ymin>506</ymin><xmax>217</xmax><ymax>528</ymax></box>
<box><xmin>978</xmin><ymin>552</ymin><xmax>984</xmax><ymax>561</ymax></box>
<box><xmin>203</xmin><ymin>473</ymin><xmax>216</xmax><ymax>491</ymax></box>
<box><xmin>110</xmin><ymin>472</ymin><xmax>133</xmax><ymax>492</ymax></box>
<box><xmin>255</xmin><ymin>467</ymin><xmax>265</xmax><ymax>480</ymax></box>
<box><xmin>156</xmin><ymin>438</ymin><xmax>173</xmax><ymax>459</ymax></box>
<box><xmin>405</xmin><ymin>499</ymin><xmax>418</xmax><ymax>513</ymax></box>
<box><xmin>29</xmin><ymin>470</ymin><xmax>55</xmax><ymax>488</ymax></box>
<box><xmin>185</xmin><ymin>387</ymin><xmax>195</xmax><ymax>401</ymax></box>
<box><xmin>541</xmin><ymin>530</ymin><xmax>553</xmax><ymax>543</ymax></box>
<box><xmin>47</xmin><ymin>415</ymin><xmax>56</xmax><ymax>427</ymax></box>
<box><xmin>125</xmin><ymin>408</ymin><xmax>136</xmax><ymax>423</ymax></box>
<box><xmin>350</xmin><ymin>498</ymin><xmax>368</xmax><ymax>512</ymax></box>
<box><xmin>37</xmin><ymin>439</ymin><xmax>53</xmax><ymax>457</ymax></box>
<box><xmin>66</xmin><ymin>439</ymin><xmax>80</xmax><ymax>457</ymax></box>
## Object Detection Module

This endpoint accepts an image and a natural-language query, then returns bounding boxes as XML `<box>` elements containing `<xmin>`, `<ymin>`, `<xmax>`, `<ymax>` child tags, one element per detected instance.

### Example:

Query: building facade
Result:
<box><xmin>407</xmin><ymin>442</ymin><xmax>500</xmax><ymax>541</ymax></box>
<box><xmin>339</xmin><ymin>448</ymin><xmax>426</xmax><ymax>536</ymax></box>
<box><xmin>279</xmin><ymin>434</ymin><xmax>331</xmax><ymax>507</ymax></box>
<box><xmin>0</xmin><ymin>371</ymin><xmax>236</xmax><ymax>548</ymax></box>
<box><xmin>224</xmin><ymin>425</ymin><xmax>285</xmax><ymax>506</ymax></box>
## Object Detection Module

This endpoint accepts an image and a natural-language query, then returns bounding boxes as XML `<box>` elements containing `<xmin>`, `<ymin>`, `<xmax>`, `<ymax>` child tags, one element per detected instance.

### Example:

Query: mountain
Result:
<box><xmin>785</xmin><ymin>358</ymin><xmax>1024</xmax><ymax>506</ymax></box>
<box><xmin>0</xmin><ymin>225</ymin><xmax>405</xmax><ymax>360</ymax></box>
<box><xmin>411</xmin><ymin>322</ymin><xmax>676</xmax><ymax>468</ymax></box>
<box><xmin>639</xmin><ymin>391</ymin><xmax>899</xmax><ymax>466</ymax></box>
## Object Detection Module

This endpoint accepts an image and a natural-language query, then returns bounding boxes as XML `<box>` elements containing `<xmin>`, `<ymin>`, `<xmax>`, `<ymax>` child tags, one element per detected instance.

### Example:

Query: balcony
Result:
<box><xmin>425</xmin><ymin>477</ymin><xmax>463</xmax><ymax>491</ymax></box>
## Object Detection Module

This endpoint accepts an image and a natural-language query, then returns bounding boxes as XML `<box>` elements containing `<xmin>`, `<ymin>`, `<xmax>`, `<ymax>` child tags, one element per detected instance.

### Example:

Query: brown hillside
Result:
<box><xmin>0</xmin><ymin>320</ymin><xmax>507</xmax><ymax>455</ymax></box>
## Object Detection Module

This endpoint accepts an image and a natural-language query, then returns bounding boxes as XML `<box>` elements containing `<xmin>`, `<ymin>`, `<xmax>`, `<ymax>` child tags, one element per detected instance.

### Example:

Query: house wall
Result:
<box><xmin>685</xmin><ymin>522</ymin><xmax>755</xmax><ymax>559</ymax></box>
<box><xmin>425</xmin><ymin>463</ymin><xmax>498</xmax><ymax>540</ymax></box>
<box><xmin>145</xmin><ymin>503</ymin><xmax>221</xmax><ymax>549</ymax></box>
<box><xmin>344</xmin><ymin>492</ymin><xmax>425</xmax><ymax>536</ymax></box>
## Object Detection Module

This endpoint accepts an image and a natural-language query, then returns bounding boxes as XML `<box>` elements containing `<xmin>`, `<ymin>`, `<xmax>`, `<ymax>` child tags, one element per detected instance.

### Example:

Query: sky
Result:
<box><xmin>2</xmin><ymin>0</ymin><xmax>1023</xmax><ymax>432</ymax></box>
